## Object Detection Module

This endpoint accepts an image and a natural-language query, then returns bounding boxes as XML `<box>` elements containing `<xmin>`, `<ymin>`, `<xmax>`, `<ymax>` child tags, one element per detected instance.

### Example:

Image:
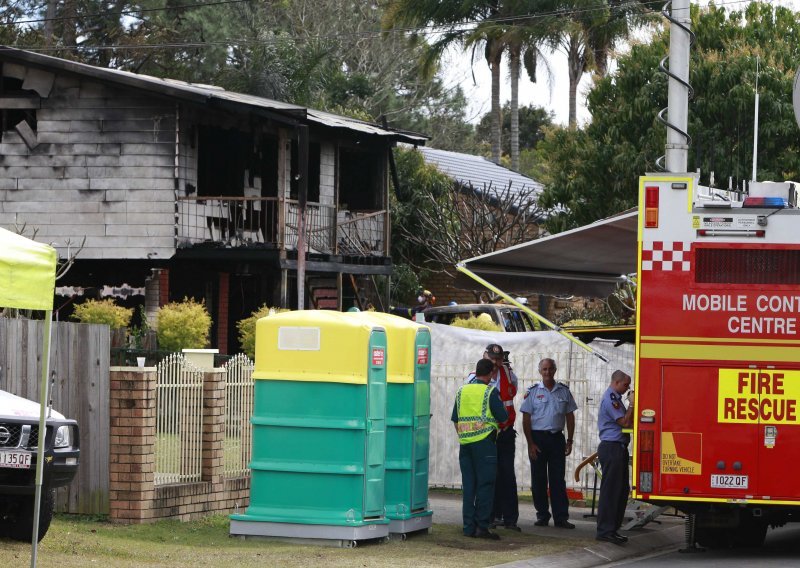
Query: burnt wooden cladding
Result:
<box><xmin>0</xmin><ymin>66</ymin><xmax>178</xmax><ymax>260</ymax></box>
<box><xmin>0</xmin><ymin>318</ymin><xmax>110</xmax><ymax>515</ymax></box>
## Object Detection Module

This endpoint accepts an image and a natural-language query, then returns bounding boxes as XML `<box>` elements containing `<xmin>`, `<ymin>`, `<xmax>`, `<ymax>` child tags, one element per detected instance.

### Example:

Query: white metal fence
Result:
<box><xmin>155</xmin><ymin>354</ymin><xmax>205</xmax><ymax>486</ymax></box>
<box><xmin>223</xmin><ymin>354</ymin><xmax>255</xmax><ymax>478</ymax></box>
<box><xmin>428</xmin><ymin>341</ymin><xmax>635</xmax><ymax>497</ymax></box>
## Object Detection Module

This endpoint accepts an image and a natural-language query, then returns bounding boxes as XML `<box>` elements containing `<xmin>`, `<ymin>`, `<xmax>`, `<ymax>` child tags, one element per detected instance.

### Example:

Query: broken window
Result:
<box><xmin>339</xmin><ymin>146</ymin><xmax>384</xmax><ymax>210</ymax></box>
<box><xmin>196</xmin><ymin>126</ymin><xmax>280</xmax><ymax>198</ymax></box>
<box><xmin>290</xmin><ymin>140</ymin><xmax>321</xmax><ymax>202</ymax></box>
<box><xmin>1</xmin><ymin>76</ymin><xmax>38</xmax><ymax>145</ymax></box>
<box><xmin>197</xmin><ymin>126</ymin><xmax>248</xmax><ymax>197</ymax></box>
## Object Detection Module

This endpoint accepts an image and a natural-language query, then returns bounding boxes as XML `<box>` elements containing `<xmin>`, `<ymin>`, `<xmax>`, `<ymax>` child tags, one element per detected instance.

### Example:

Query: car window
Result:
<box><xmin>519</xmin><ymin>311</ymin><xmax>536</xmax><ymax>331</ymax></box>
<box><xmin>499</xmin><ymin>309</ymin><xmax>519</xmax><ymax>332</ymax></box>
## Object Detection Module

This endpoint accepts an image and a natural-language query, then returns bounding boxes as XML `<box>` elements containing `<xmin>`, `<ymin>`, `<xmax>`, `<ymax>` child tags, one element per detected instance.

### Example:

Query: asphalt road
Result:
<box><xmin>610</xmin><ymin>523</ymin><xmax>800</xmax><ymax>567</ymax></box>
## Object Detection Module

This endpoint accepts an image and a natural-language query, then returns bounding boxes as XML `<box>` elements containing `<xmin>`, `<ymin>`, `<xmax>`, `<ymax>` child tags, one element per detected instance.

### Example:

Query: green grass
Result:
<box><xmin>0</xmin><ymin>514</ymin><xmax>593</xmax><ymax>568</ymax></box>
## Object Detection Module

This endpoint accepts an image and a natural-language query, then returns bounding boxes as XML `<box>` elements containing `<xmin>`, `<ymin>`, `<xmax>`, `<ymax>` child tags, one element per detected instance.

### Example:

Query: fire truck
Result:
<box><xmin>633</xmin><ymin>174</ymin><xmax>800</xmax><ymax>547</ymax></box>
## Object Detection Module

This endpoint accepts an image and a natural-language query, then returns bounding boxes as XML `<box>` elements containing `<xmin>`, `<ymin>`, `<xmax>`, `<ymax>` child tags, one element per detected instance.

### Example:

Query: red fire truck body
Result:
<box><xmin>633</xmin><ymin>172</ymin><xmax>800</xmax><ymax>546</ymax></box>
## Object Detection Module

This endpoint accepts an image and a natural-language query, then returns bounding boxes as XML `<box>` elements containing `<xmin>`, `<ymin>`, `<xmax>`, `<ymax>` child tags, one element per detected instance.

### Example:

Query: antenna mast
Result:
<box><xmin>663</xmin><ymin>0</ymin><xmax>692</xmax><ymax>173</ymax></box>
<box><xmin>752</xmin><ymin>57</ymin><xmax>760</xmax><ymax>182</ymax></box>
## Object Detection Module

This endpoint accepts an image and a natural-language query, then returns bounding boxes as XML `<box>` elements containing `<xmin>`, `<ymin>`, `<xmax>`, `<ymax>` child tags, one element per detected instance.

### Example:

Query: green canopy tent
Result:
<box><xmin>0</xmin><ymin>227</ymin><xmax>58</xmax><ymax>567</ymax></box>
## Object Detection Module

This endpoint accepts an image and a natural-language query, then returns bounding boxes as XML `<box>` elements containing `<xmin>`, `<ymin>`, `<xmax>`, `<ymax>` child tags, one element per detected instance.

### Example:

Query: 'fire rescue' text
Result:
<box><xmin>718</xmin><ymin>369</ymin><xmax>800</xmax><ymax>424</ymax></box>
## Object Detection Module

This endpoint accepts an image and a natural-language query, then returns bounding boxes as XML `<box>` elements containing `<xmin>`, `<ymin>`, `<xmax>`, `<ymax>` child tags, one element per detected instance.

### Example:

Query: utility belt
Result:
<box><xmin>532</xmin><ymin>430</ymin><xmax>564</xmax><ymax>436</ymax></box>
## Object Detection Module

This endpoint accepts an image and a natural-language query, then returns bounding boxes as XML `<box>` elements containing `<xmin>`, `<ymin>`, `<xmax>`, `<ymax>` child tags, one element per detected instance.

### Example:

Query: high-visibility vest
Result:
<box><xmin>455</xmin><ymin>383</ymin><xmax>498</xmax><ymax>445</ymax></box>
<box><xmin>495</xmin><ymin>365</ymin><xmax>517</xmax><ymax>430</ymax></box>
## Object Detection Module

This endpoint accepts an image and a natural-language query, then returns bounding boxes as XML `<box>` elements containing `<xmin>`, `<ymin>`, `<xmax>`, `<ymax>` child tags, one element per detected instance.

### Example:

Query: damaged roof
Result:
<box><xmin>0</xmin><ymin>46</ymin><xmax>427</xmax><ymax>144</ymax></box>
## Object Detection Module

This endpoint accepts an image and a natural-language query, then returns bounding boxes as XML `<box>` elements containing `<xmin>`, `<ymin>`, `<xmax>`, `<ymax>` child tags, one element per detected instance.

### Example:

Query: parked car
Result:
<box><xmin>422</xmin><ymin>303</ymin><xmax>538</xmax><ymax>332</ymax></box>
<box><xmin>0</xmin><ymin>389</ymin><xmax>80</xmax><ymax>541</ymax></box>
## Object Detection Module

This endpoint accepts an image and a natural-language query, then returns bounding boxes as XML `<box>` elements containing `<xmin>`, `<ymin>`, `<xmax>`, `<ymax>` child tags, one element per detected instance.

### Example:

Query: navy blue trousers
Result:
<box><xmin>459</xmin><ymin>435</ymin><xmax>498</xmax><ymax>535</ymax></box>
<box><xmin>596</xmin><ymin>440</ymin><xmax>630</xmax><ymax>537</ymax></box>
<box><xmin>492</xmin><ymin>428</ymin><xmax>519</xmax><ymax>525</ymax></box>
<box><xmin>530</xmin><ymin>430</ymin><xmax>569</xmax><ymax>523</ymax></box>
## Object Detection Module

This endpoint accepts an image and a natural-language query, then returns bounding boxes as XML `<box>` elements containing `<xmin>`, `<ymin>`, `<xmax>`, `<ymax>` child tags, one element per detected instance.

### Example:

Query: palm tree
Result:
<box><xmin>554</xmin><ymin>0</ymin><xmax>652</xmax><ymax>128</ymax></box>
<box><xmin>449</xmin><ymin>0</ymin><xmax>553</xmax><ymax>168</ymax></box>
<box><xmin>383</xmin><ymin>0</ymin><xmax>507</xmax><ymax>163</ymax></box>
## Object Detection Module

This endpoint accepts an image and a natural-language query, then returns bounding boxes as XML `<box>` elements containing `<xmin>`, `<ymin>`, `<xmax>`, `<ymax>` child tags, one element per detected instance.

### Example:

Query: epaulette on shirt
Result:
<box><xmin>558</xmin><ymin>381</ymin><xmax>569</xmax><ymax>389</ymax></box>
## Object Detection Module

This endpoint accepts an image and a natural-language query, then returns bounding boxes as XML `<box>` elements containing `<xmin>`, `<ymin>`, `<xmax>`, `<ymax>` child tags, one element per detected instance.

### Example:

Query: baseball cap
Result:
<box><xmin>485</xmin><ymin>343</ymin><xmax>504</xmax><ymax>358</ymax></box>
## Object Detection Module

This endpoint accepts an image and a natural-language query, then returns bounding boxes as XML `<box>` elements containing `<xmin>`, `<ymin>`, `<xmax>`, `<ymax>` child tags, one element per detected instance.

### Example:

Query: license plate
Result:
<box><xmin>710</xmin><ymin>474</ymin><xmax>748</xmax><ymax>489</ymax></box>
<box><xmin>0</xmin><ymin>451</ymin><xmax>32</xmax><ymax>469</ymax></box>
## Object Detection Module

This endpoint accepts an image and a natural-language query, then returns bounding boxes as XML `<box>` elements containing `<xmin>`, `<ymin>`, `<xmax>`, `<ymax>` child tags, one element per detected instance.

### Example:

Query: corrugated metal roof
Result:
<box><xmin>0</xmin><ymin>46</ymin><xmax>426</xmax><ymax>143</ymax></box>
<box><xmin>306</xmin><ymin>109</ymin><xmax>426</xmax><ymax>142</ymax></box>
<box><xmin>417</xmin><ymin>146</ymin><xmax>543</xmax><ymax>198</ymax></box>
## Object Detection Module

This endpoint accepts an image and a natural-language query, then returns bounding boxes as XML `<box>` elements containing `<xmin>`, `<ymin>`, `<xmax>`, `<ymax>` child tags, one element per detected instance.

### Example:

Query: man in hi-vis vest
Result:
<box><xmin>452</xmin><ymin>358</ymin><xmax>508</xmax><ymax>540</ymax></box>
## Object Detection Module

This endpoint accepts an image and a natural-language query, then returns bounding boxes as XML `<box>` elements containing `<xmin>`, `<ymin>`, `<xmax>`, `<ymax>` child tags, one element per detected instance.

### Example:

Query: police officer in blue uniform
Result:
<box><xmin>596</xmin><ymin>370</ymin><xmax>635</xmax><ymax>545</ymax></box>
<box><xmin>452</xmin><ymin>358</ymin><xmax>509</xmax><ymax>540</ymax></box>
<box><xmin>520</xmin><ymin>358</ymin><xmax>578</xmax><ymax>528</ymax></box>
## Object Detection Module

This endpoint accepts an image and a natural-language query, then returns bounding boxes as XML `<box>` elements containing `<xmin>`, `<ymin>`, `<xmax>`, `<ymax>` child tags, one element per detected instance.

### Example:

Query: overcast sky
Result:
<box><xmin>441</xmin><ymin>0</ymin><xmax>800</xmax><ymax>128</ymax></box>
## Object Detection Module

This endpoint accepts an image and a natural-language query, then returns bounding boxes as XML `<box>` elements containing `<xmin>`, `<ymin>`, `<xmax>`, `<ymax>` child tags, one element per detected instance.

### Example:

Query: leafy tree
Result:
<box><xmin>391</xmin><ymin>147</ymin><xmax>543</xmax><ymax>286</ymax></box>
<box><xmin>538</xmin><ymin>2</ymin><xmax>800</xmax><ymax>231</ymax></box>
<box><xmin>476</xmin><ymin>103</ymin><xmax>555</xmax><ymax>154</ymax></box>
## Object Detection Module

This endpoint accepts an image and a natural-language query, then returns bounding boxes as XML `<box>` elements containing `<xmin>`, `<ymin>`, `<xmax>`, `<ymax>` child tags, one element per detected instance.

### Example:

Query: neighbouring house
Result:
<box><xmin>0</xmin><ymin>46</ymin><xmax>425</xmax><ymax>353</ymax></box>
<box><xmin>411</xmin><ymin>146</ymin><xmax>546</xmax><ymax>306</ymax></box>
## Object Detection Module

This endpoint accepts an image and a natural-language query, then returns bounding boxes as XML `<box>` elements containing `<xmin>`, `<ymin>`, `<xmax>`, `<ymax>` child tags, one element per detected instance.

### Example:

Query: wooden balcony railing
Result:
<box><xmin>177</xmin><ymin>195</ymin><xmax>388</xmax><ymax>256</ymax></box>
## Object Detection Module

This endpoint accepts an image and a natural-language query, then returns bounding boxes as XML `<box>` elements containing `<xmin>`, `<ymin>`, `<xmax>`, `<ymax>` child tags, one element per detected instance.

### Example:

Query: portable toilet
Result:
<box><xmin>347</xmin><ymin>312</ymin><xmax>433</xmax><ymax>536</ymax></box>
<box><xmin>230</xmin><ymin>310</ymin><xmax>389</xmax><ymax>545</ymax></box>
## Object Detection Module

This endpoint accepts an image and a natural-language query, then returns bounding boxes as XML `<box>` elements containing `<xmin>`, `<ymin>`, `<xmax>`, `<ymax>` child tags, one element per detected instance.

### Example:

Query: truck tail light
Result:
<box><xmin>644</xmin><ymin>186</ymin><xmax>659</xmax><ymax>228</ymax></box>
<box><xmin>638</xmin><ymin>430</ymin><xmax>654</xmax><ymax>493</ymax></box>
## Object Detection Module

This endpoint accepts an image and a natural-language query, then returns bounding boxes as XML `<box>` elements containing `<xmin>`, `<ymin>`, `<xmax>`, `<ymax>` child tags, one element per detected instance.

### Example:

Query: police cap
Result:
<box><xmin>485</xmin><ymin>343</ymin><xmax>504</xmax><ymax>358</ymax></box>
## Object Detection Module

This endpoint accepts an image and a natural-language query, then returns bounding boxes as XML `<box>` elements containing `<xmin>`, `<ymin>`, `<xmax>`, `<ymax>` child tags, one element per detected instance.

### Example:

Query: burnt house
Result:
<box><xmin>0</xmin><ymin>47</ymin><xmax>424</xmax><ymax>353</ymax></box>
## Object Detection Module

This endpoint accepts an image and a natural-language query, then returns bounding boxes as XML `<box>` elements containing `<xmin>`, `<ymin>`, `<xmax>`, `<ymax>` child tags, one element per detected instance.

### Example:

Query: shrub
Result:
<box><xmin>156</xmin><ymin>298</ymin><xmax>212</xmax><ymax>352</ymax></box>
<box><xmin>562</xmin><ymin>319</ymin><xmax>605</xmax><ymax>328</ymax></box>
<box><xmin>450</xmin><ymin>314</ymin><xmax>503</xmax><ymax>332</ymax></box>
<box><xmin>71</xmin><ymin>299</ymin><xmax>133</xmax><ymax>329</ymax></box>
<box><xmin>237</xmin><ymin>305</ymin><xmax>288</xmax><ymax>359</ymax></box>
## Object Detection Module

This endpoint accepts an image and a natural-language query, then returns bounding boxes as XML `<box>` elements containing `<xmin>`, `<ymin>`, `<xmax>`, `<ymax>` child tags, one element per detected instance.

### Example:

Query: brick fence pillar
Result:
<box><xmin>202</xmin><ymin>370</ymin><xmax>226</xmax><ymax>491</ymax></box>
<box><xmin>108</xmin><ymin>368</ymin><xmax>157</xmax><ymax>523</ymax></box>
<box><xmin>217</xmin><ymin>272</ymin><xmax>229</xmax><ymax>355</ymax></box>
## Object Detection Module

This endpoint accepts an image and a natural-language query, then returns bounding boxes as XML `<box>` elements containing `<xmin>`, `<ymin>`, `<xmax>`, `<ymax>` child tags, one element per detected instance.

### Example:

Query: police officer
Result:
<box><xmin>452</xmin><ymin>358</ymin><xmax>508</xmax><ymax>540</ymax></box>
<box><xmin>596</xmin><ymin>370</ymin><xmax>635</xmax><ymax>545</ymax></box>
<box><xmin>521</xmin><ymin>358</ymin><xmax>578</xmax><ymax>528</ymax></box>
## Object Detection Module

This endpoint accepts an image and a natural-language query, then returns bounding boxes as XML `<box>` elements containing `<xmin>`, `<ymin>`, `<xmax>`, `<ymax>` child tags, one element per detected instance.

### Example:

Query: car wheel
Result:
<box><xmin>8</xmin><ymin>489</ymin><xmax>55</xmax><ymax>542</ymax></box>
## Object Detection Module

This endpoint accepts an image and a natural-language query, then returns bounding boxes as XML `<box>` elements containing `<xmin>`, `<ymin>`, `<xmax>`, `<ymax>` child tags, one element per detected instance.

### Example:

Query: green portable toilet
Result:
<box><xmin>347</xmin><ymin>312</ymin><xmax>433</xmax><ymax>536</ymax></box>
<box><xmin>230</xmin><ymin>310</ymin><xmax>389</xmax><ymax>545</ymax></box>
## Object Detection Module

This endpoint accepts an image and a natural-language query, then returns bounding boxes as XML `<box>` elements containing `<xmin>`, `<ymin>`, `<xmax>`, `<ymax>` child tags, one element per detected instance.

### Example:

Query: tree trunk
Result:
<box><xmin>44</xmin><ymin>0</ymin><xmax>57</xmax><ymax>47</ymax></box>
<box><xmin>509</xmin><ymin>43</ymin><xmax>521</xmax><ymax>171</ymax></box>
<box><xmin>567</xmin><ymin>32</ymin><xmax>585</xmax><ymax>130</ymax></box>
<box><xmin>62</xmin><ymin>0</ymin><xmax>77</xmax><ymax>52</ymax></box>
<box><xmin>489</xmin><ymin>41</ymin><xmax>503</xmax><ymax>164</ymax></box>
